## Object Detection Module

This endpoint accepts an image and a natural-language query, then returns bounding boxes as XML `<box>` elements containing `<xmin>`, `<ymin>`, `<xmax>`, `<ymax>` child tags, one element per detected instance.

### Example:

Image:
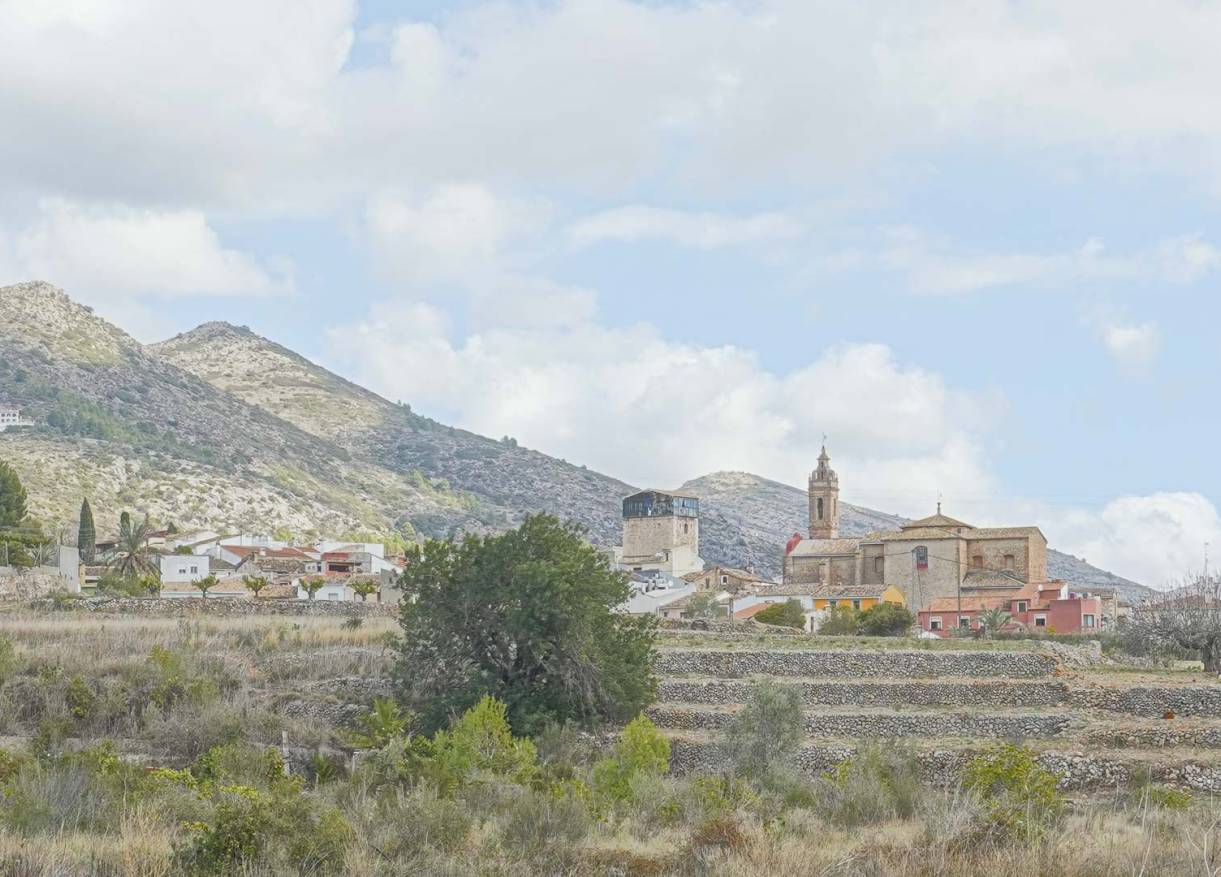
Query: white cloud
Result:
<box><xmin>1101</xmin><ymin>322</ymin><xmax>1161</xmax><ymax>371</ymax></box>
<box><xmin>326</xmin><ymin>301</ymin><xmax>996</xmax><ymax>516</ymax></box>
<box><xmin>883</xmin><ymin>227</ymin><xmax>1221</xmax><ymax>295</ymax></box>
<box><xmin>1050</xmin><ymin>493</ymin><xmax>1221</xmax><ymax>589</ymax></box>
<box><xmin>9</xmin><ymin>2</ymin><xmax>1221</xmax><ymax>208</ymax></box>
<box><xmin>0</xmin><ymin>199</ymin><xmax>292</xmax><ymax>339</ymax></box>
<box><xmin>568</xmin><ymin>206</ymin><xmax>803</xmax><ymax>249</ymax></box>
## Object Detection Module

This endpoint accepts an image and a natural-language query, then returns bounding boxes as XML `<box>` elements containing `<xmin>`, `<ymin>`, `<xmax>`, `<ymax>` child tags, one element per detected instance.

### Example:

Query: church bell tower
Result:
<box><xmin>808</xmin><ymin>444</ymin><xmax>839</xmax><ymax>540</ymax></box>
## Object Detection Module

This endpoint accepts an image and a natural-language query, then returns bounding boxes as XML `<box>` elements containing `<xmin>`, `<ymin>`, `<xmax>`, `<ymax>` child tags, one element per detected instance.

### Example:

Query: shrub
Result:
<box><xmin>716</xmin><ymin>680</ymin><xmax>804</xmax><ymax>779</ymax></box>
<box><xmin>962</xmin><ymin>743</ymin><xmax>1064</xmax><ymax>842</ymax></box>
<box><xmin>857</xmin><ymin>602</ymin><xmax>915</xmax><ymax>636</ymax></box>
<box><xmin>177</xmin><ymin>785</ymin><xmax>272</xmax><ymax>874</ymax></box>
<box><xmin>754</xmin><ymin>600</ymin><xmax>807</xmax><ymax>629</ymax></box>
<box><xmin>813</xmin><ymin>744</ymin><xmax>924</xmax><ymax>827</ymax></box>
<box><xmin>348</xmin><ymin>697</ymin><xmax>411</xmax><ymax>750</ymax></box>
<box><xmin>817</xmin><ymin>605</ymin><xmax>859</xmax><ymax>635</ymax></box>
<box><xmin>499</xmin><ymin>787</ymin><xmax>591</xmax><ymax>856</ymax></box>
<box><xmin>592</xmin><ymin>714</ymin><xmax>670</xmax><ymax>804</ymax></box>
<box><xmin>415</xmin><ymin>697</ymin><xmax>538</xmax><ymax>794</ymax></box>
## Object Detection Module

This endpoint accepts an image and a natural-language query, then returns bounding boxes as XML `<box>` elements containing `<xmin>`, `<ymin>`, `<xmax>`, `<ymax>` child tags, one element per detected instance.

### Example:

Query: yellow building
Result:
<box><xmin>810</xmin><ymin>583</ymin><xmax>905</xmax><ymax>612</ymax></box>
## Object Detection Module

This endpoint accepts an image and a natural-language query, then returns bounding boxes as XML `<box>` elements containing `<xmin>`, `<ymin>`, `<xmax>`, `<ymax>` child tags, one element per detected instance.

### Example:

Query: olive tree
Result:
<box><xmin>1129</xmin><ymin>575</ymin><xmax>1221</xmax><ymax>673</ymax></box>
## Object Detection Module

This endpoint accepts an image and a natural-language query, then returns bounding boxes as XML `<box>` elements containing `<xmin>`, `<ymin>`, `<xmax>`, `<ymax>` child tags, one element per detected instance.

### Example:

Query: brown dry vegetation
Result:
<box><xmin>0</xmin><ymin>611</ymin><xmax>1217</xmax><ymax>876</ymax></box>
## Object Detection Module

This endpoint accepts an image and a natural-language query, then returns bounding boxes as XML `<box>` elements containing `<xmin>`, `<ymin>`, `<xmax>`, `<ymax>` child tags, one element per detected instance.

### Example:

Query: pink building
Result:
<box><xmin>918</xmin><ymin>580</ymin><xmax>1103</xmax><ymax>636</ymax></box>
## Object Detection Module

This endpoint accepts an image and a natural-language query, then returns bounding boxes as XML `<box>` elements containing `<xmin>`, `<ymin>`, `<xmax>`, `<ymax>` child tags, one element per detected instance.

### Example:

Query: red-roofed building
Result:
<box><xmin>917</xmin><ymin>580</ymin><xmax>1104</xmax><ymax>636</ymax></box>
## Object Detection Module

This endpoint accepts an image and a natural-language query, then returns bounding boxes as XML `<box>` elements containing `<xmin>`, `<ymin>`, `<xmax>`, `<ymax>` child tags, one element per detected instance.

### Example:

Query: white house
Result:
<box><xmin>619</xmin><ymin>572</ymin><xmax>696</xmax><ymax>616</ymax></box>
<box><xmin>0</xmin><ymin>406</ymin><xmax>33</xmax><ymax>432</ymax></box>
<box><xmin>160</xmin><ymin>553</ymin><xmax>210</xmax><ymax>584</ymax></box>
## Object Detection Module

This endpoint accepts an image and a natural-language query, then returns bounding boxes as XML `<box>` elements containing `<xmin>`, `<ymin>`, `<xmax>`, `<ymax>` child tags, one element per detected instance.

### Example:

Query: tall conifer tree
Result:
<box><xmin>78</xmin><ymin>498</ymin><xmax>96</xmax><ymax>563</ymax></box>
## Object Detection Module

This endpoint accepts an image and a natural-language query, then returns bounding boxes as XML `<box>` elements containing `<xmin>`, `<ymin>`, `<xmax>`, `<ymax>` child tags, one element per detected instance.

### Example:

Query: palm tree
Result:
<box><xmin>978</xmin><ymin>606</ymin><xmax>1013</xmax><ymax>637</ymax></box>
<box><xmin>109</xmin><ymin>513</ymin><xmax>157</xmax><ymax>579</ymax></box>
<box><xmin>347</xmin><ymin>697</ymin><xmax>410</xmax><ymax>749</ymax></box>
<box><xmin>243</xmin><ymin>575</ymin><xmax>270</xmax><ymax>598</ymax></box>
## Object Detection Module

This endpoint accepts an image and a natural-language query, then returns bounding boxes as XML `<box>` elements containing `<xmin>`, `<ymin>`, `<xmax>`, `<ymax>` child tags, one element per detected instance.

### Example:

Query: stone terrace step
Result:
<box><xmin>665</xmin><ymin>734</ymin><xmax>1221</xmax><ymax>793</ymax></box>
<box><xmin>649</xmin><ymin>704</ymin><xmax>1070</xmax><ymax>739</ymax></box>
<box><xmin>655</xmin><ymin>648</ymin><xmax>1059</xmax><ymax>679</ymax></box>
<box><xmin>657</xmin><ymin>678</ymin><xmax>1068</xmax><ymax>709</ymax></box>
<box><xmin>1067</xmin><ymin>684</ymin><xmax>1221</xmax><ymax>718</ymax></box>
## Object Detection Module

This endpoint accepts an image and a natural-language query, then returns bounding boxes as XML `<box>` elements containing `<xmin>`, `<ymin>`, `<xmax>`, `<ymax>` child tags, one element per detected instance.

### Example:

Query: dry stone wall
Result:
<box><xmin>657</xmin><ymin>679</ymin><xmax>1068</xmax><ymax>709</ymax></box>
<box><xmin>649</xmin><ymin>705</ymin><xmax>1069</xmax><ymax>738</ymax></box>
<box><xmin>668</xmin><ymin>739</ymin><xmax>1221</xmax><ymax>793</ymax></box>
<box><xmin>655</xmin><ymin>649</ymin><xmax>1060</xmax><ymax>679</ymax></box>
<box><xmin>26</xmin><ymin>596</ymin><xmax>395</xmax><ymax>617</ymax></box>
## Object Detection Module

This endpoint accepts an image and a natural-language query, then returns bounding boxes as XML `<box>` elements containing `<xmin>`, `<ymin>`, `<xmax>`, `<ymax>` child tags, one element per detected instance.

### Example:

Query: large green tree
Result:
<box><xmin>78</xmin><ymin>498</ymin><xmax>96</xmax><ymax>563</ymax></box>
<box><xmin>0</xmin><ymin>460</ymin><xmax>28</xmax><ymax>527</ymax></box>
<box><xmin>392</xmin><ymin>514</ymin><xmax>656</xmax><ymax>736</ymax></box>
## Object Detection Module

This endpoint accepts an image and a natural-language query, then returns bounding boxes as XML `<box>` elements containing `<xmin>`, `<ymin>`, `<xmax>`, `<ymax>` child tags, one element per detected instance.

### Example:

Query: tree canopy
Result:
<box><xmin>78</xmin><ymin>498</ymin><xmax>96</xmax><ymax>563</ymax></box>
<box><xmin>0</xmin><ymin>460</ymin><xmax>28</xmax><ymax>528</ymax></box>
<box><xmin>857</xmin><ymin>602</ymin><xmax>915</xmax><ymax>637</ymax></box>
<box><xmin>392</xmin><ymin>514</ymin><xmax>656</xmax><ymax>736</ymax></box>
<box><xmin>755</xmin><ymin>599</ymin><xmax>807</xmax><ymax>629</ymax></box>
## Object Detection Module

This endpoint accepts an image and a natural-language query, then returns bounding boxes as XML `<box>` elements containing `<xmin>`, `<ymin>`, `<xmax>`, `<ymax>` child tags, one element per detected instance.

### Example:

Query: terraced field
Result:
<box><xmin>649</xmin><ymin>631</ymin><xmax>1221</xmax><ymax>792</ymax></box>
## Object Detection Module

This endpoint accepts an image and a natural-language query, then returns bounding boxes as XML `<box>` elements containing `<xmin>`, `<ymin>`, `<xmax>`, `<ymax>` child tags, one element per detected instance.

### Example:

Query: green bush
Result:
<box><xmin>813</xmin><ymin>744</ymin><xmax>924</xmax><ymax>827</ymax></box>
<box><xmin>962</xmin><ymin>743</ymin><xmax>1064</xmax><ymax>842</ymax></box>
<box><xmin>754</xmin><ymin>599</ymin><xmax>807</xmax><ymax>629</ymax></box>
<box><xmin>856</xmin><ymin>602</ymin><xmax>915</xmax><ymax>636</ymax></box>
<box><xmin>591</xmin><ymin>714</ymin><xmax>670</xmax><ymax>804</ymax></box>
<box><xmin>817</xmin><ymin>605</ymin><xmax>860</xmax><ymax>635</ymax></box>
<box><xmin>716</xmin><ymin>680</ymin><xmax>804</xmax><ymax>779</ymax></box>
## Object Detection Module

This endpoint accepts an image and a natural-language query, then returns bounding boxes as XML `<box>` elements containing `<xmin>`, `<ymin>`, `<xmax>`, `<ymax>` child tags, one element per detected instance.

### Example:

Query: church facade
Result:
<box><xmin>783</xmin><ymin>447</ymin><xmax>1049</xmax><ymax>609</ymax></box>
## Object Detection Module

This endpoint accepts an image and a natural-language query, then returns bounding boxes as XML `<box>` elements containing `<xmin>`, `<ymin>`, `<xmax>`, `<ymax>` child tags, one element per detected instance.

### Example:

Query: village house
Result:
<box><xmin>0</xmin><ymin>405</ymin><xmax>33</xmax><ymax>432</ymax></box>
<box><xmin>683</xmin><ymin>565</ymin><xmax>770</xmax><ymax>593</ymax></box>
<box><xmin>917</xmin><ymin>580</ymin><xmax>1104</xmax><ymax>635</ymax></box>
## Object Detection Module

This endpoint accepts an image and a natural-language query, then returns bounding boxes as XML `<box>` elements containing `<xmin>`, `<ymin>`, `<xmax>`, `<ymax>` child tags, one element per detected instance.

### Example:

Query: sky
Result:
<box><xmin>1</xmin><ymin>0</ymin><xmax>1219</xmax><ymax>587</ymax></box>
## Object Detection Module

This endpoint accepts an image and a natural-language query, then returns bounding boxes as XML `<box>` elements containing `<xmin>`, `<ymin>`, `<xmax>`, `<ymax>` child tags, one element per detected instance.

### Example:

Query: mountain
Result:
<box><xmin>0</xmin><ymin>281</ymin><xmax>1149</xmax><ymax>601</ymax></box>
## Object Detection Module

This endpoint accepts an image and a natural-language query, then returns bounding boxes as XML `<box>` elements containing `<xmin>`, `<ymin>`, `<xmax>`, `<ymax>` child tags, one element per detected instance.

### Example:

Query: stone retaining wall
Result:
<box><xmin>656</xmin><ymin>679</ymin><xmax>1068</xmax><ymax>709</ymax></box>
<box><xmin>667</xmin><ymin>739</ymin><xmax>1221</xmax><ymax>792</ymax></box>
<box><xmin>649</xmin><ymin>705</ymin><xmax>1069</xmax><ymax>739</ymax></box>
<box><xmin>655</xmin><ymin>649</ymin><xmax>1060</xmax><ymax>679</ymax></box>
<box><xmin>26</xmin><ymin>596</ymin><xmax>396</xmax><ymax>617</ymax></box>
<box><xmin>1069</xmin><ymin>686</ymin><xmax>1221</xmax><ymax>718</ymax></box>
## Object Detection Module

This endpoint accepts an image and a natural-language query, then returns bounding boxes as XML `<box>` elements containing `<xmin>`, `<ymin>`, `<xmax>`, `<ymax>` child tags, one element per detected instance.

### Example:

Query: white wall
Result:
<box><xmin>160</xmin><ymin>554</ymin><xmax>210</xmax><ymax>584</ymax></box>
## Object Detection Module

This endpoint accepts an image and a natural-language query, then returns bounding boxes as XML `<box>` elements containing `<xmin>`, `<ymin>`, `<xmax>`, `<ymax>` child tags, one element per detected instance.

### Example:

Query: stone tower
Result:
<box><xmin>808</xmin><ymin>445</ymin><xmax>839</xmax><ymax>540</ymax></box>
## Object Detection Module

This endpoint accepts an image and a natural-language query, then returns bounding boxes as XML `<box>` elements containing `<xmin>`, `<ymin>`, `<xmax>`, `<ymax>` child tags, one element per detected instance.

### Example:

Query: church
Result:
<box><xmin>783</xmin><ymin>446</ymin><xmax>1049</xmax><ymax>610</ymax></box>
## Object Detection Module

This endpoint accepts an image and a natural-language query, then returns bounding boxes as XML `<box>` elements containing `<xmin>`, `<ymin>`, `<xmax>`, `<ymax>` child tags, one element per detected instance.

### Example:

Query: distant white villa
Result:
<box><xmin>0</xmin><ymin>406</ymin><xmax>33</xmax><ymax>432</ymax></box>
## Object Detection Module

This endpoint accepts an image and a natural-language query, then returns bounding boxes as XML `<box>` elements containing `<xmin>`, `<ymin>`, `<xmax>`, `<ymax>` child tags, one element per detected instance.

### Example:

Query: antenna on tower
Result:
<box><xmin>937</xmin><ymin>490</ymin><xmax>942</xmax><ymax>515</ymax></box>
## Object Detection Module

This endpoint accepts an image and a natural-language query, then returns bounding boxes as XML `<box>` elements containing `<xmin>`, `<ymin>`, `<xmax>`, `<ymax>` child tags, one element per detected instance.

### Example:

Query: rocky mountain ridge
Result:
<box><xmin>0</xmin><ymin>281</ymin><xmax>1150</xmax><ymax>600</ymax></box>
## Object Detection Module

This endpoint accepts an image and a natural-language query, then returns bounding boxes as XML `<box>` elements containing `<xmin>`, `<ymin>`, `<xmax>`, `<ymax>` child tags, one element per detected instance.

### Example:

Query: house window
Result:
<box><xmin>915</xmin><ymin>546</ymin><xmax>928</xmax><ymax>570</ymax></box>
<box><xmin>972</xmin><ymin>555</ymin><xmax>983</xmax><ymax>569</ymax></box>
<box><xmin>720</xmin><ymin>575</ymin><xmax>728</xmax><ymax>585</ymax></box>
<box><xmin>177</xmin><ymin>567</ymin><xmax>187</xmax><ymax>575</ymax></box>
<box><xmin>1083</xmin><ymin>614</ymin><xmax>1095</xmax><ymax>628</ymax></box>
<box><xmin>683</xmin><ymin>522</ymin><xmax>689</xmax><ymax>534</ymax></box>
<box><xmin>873</xmin><ymin>556</ymin><xmax>884</xmax><ymax>574</ymax></box>
<box><xmin>1004</xmin><ymin>554</ymin><xmax>1015</xmax><ymax>571</ymax></box>
<box><xmin>1016</xmin><ymin>601</ymin><xmax>1028</xmax><ymax>613</ymax></box>
<box><xmin>930</xmin><ymin>618</ymin><xmax>942</xmax><ymax>631</ymax></box>
<box><xmin>190</xmin><ymin>566</ymin><xmax>198</xmax><ymax>574</ymax></box>
<box><xmin>852</xmin><ymin>599</ymin><xmax>861</xmax><ymax>610</ymax></box>
<box><xmin>959</xmin><ymin>616</ymin><xmax>970</xmax><ymax>629</ymax></box>
<box><xmin>1034</xmin><ymin>615</ymin><xmax>1047</xmax><ymax>628</ymax></box>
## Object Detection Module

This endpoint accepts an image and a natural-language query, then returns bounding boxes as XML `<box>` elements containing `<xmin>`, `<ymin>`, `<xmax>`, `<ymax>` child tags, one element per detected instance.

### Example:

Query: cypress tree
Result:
<box><xmin>0</xmin><ymin>460</ymin><xmax>27</xmax><ymax>528</ymax></box>
<box><xmin>78</xmin><ymin>498</ymin><xmax>96</xmax><ymax>563</ymax></box>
